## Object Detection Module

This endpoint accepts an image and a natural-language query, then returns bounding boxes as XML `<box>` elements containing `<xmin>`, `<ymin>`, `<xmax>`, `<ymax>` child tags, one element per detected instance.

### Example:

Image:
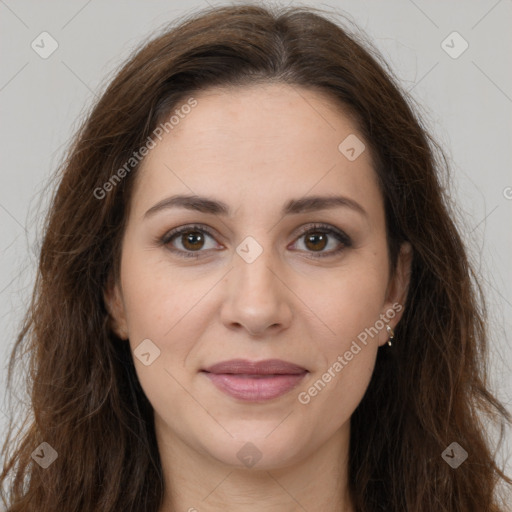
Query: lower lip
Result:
<box><xmin>203</xmin><ymin>372</ymin><xmax>307</xmax><ymax>401</ymax></box>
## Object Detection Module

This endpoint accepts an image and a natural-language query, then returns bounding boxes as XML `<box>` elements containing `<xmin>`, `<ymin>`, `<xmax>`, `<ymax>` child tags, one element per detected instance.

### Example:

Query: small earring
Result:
<box><xmin>386</xmin><ymin>325</ymin><xmax>394</xmax><ymax>347</ymax></box>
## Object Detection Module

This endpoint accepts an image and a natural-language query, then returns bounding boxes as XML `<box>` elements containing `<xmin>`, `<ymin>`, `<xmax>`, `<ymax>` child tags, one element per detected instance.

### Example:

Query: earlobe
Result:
<box><xmin>380</xmin><ymin>242</ymin><xmax>413</xmax><ymax>344</ymax></box>
<box><xmin>103</xmin><ymin>276</ymin><xmax>129</xmax><ymax>340</ymax></box>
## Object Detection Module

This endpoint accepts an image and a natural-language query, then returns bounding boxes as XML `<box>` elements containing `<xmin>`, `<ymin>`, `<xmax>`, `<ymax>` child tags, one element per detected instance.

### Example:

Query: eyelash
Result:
<box><xmin>159</xmin><ymin>223</ymin><xmax>352</xmax><ymax>260</ymax></box>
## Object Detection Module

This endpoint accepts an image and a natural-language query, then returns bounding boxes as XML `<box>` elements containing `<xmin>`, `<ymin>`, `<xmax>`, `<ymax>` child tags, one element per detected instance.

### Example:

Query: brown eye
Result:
<box><xmin>292</xmin><ymin>224</ymin><xmax>352</xmax><ymax>258</ymax></box>
<box><xmin>180</xmin><ymin>230</ymin><xmax>206</xmax><ymax>251</ymax></box>
<box><xmin>304</xmin><ymin>232</ymin><xmax>328</xmax><ymax>252</ymax></box>
<box><xmin>161</xmin><ymin>225</ymin><xmax>219</xmax><ymax>258</ymax></box>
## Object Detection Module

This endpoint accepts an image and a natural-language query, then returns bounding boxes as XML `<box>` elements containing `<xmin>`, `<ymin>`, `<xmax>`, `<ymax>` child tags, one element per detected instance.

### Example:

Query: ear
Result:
<box><xmin>103</xmin><ymin>274</ymin><xmax>129</xmax><ymax>340</ymax></box>
<box><xmin>378</xmin><ymin>241</ymin><xmax>412</xmax><ymax>346</ymax></box>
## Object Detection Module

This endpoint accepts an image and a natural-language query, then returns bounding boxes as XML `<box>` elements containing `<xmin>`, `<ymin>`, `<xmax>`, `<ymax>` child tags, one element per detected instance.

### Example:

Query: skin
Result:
<box><xmin>105</xmin><ymin>83</ymin><xmax>412</xmax><ymax>512</ymax></box>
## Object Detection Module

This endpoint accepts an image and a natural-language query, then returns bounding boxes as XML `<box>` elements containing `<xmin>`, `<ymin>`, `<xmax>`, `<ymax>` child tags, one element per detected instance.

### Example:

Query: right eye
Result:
<box><xmin>160</xmin><ymin>224</ymin><xmax>222</xmax><ymax>258</ymax></box>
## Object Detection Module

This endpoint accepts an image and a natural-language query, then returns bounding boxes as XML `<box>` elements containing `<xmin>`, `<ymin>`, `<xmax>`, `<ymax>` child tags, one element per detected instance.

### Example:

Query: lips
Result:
<box><xmin>202</xmin><ymin>358</ymin><xmax>307</xmax><ymax>375</ymax></box>
<box><xmin>201</xmin><ymin>359</ymin><xmax>308</xmax><ymax>401</ymax></box>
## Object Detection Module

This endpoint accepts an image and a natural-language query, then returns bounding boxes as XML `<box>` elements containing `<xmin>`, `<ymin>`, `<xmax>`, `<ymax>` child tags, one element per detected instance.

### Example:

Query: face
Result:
<box><xmin>106</xmin><ymin>83</ymin><xmax>411</xmax><ymax>471</ymax></box>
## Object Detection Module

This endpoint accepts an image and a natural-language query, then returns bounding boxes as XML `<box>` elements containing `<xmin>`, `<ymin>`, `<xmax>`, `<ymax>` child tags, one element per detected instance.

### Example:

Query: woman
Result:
<box><xmin>1</xmin><ymin>3</ymin><xmax>510</xmax><ymax>511</ymax></box>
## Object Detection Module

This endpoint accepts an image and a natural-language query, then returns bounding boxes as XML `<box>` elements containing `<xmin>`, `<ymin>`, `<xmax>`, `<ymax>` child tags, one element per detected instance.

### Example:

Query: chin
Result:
<box><xmin>199</xmin><ymin>429</ymin><xmax>308</xmax><ymax>471</ymax></box>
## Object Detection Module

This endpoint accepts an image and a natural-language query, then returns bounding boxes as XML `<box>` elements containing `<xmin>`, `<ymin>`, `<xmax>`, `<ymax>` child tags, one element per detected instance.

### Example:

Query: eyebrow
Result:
<box><xmin>144</xmin><ymin>194</ymin><xmax>368</xmax><ymax>219</ymax></box>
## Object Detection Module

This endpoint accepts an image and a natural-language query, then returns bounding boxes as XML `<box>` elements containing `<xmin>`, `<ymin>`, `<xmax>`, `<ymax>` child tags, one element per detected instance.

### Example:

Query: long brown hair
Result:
<box><xmin>1</xmin><ymin>4</ymin><xmax>510</xmax><ymax>511</ymax></box>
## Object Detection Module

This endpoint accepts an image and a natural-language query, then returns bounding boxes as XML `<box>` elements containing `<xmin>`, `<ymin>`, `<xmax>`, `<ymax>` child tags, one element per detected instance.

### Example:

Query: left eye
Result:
<box><xmin>291</xmin><ymin>227</ymin><xmax>349</xmax><ymax>256</ymax></box>
<box><xmin>160</xmin><ymin>223</ymin><xmax>351</xmax><ymax>259</ymax></box>
<box><xmin>289</xmin><ymin>223</ymin><xmax>352</xmax><ymax>258</ymax></box>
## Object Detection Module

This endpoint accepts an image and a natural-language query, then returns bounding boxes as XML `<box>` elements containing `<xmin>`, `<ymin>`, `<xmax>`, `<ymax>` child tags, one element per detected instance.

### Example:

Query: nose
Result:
<box><xmin>220</xmin><ymin>249</ymin><xmax>293</xmax><ymax>338</ymax></box>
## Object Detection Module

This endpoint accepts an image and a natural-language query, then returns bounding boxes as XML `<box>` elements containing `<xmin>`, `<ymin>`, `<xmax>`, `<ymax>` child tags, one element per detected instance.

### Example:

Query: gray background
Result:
<box><xmin>1</xmin><ymin>0</ymin><xmax>511</xmax><ymax>479</ymax></box>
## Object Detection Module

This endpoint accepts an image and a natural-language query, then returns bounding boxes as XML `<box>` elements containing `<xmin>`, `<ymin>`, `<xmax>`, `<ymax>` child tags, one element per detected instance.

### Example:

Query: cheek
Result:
<box><xmin>297</xmin><ymin>280</ymin><xmax>383</xmax><ymax>430</ymax></box>
<box><xmin>118</xmin><ymin>246</ymin><xmax>204</xmax><ymax>376</ymax></box>
<box><xmin>311</xmin><ymin>257</ymin><xmax>389</xmax><ymax>349</ymax></box>
<box><xmin>296</xmin><ymin>254</ymin><xmax>388</xmax><ymax>414</ymax></box>
<box><xmin>297</xmin><ymin>345</ymin><xmax>377</xmax><ymax>441</ymax></box>
<box><xmin>120</xmin><ymin>240</ymin><xmax>200</xmax><ymax>333</ymax></box>
<box><xmin>119</xmin><ymin>256</ymin><xmax>203</xmax><ymax>430</ymax></box>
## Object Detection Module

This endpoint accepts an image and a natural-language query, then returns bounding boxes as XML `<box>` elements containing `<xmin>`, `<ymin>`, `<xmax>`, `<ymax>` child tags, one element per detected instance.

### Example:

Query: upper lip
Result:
<box><xmin>202</xmin><ymin>359</ymin><xmax>307</xmax><ymax>375</ymax></box>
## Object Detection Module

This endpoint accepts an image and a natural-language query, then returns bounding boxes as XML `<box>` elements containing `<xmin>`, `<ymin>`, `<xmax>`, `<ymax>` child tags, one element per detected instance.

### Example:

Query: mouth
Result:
<box><xmin>201</xmin><ymin>359</ymin><xmax>308</xmax><ymax>402</ymax></box>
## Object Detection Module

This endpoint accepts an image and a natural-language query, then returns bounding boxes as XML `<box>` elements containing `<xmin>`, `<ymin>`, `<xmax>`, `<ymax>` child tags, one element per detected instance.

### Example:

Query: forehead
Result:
<box><xmin>156</xmin><ymin>83</ymin><xmax>364</xmax><ymax>158</ymax></box>
<box><xmin>132</xmin><ymin>83</ymin><xmax>381</xmax><ymax>218</ymax></box>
